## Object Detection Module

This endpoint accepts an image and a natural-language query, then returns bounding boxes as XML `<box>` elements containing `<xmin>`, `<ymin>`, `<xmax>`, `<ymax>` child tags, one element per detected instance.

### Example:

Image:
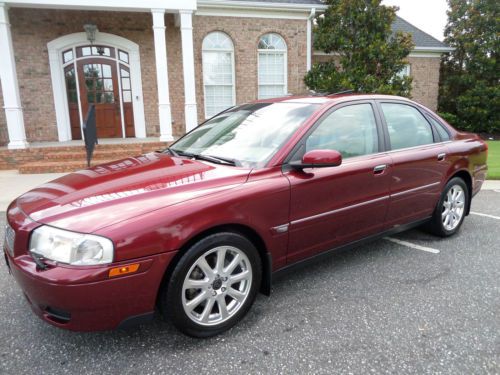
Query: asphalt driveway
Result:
<box><xmin>1</xmin><ymin>191</ymin><xmax>499</xmax><ymax>374</ymax></box>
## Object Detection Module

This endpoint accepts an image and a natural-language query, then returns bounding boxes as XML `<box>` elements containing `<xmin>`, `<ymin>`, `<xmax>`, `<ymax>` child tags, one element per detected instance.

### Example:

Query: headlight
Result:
<box><xmin>29</xmin><ymin>226</ymin><xmax>114</xmax><ymax>266</ymax></box>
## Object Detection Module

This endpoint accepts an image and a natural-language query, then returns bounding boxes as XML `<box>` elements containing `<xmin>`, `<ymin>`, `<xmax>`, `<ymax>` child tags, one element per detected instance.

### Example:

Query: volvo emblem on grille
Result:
<box><xmin>4</xmin><ymin>224</ymin><xmax>15</xmax><ymax>257</ymax></box>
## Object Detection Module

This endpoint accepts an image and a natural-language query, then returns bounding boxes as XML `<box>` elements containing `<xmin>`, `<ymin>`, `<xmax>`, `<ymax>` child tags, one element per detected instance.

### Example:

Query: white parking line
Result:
<box><xmin>470</xmin><ymin>211</ymin><xmax>500</xmax><ymax>220</ymax></box>
<box><xmin>384</xmin><ymin>237</ymin><xmax>440</xmax><ymax>254</ymax></box>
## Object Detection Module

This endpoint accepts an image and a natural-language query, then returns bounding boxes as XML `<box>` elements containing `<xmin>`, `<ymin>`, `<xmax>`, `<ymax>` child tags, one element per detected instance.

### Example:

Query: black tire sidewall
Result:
<box><xmin>162</xmin><ymin>232</ymin><xmax>262</xmax><ymax>338</ymax></box>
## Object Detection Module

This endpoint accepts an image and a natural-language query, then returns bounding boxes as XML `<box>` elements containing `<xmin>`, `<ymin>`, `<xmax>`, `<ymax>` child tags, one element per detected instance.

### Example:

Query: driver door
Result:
<box><xmin>283</xmin><ymin>102</ymin><xmax>392</xmax><ymax>263</ymax></box>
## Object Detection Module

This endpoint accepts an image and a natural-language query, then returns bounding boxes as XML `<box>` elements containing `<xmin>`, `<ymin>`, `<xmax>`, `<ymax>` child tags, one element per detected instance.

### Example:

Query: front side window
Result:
<box><xmin>202</xmin><ymin>32</ymin><xmax>235</xmax><ymax>118</ymax></box>
<box><xmin>171</xmin><ymin>103</ymin><xmax>318</xmax><ymax>168</ymax></box>
<box><xmin>258</xmin><ymin>33</ymin><xmax>287</xmax><ymax>99</ymax></box>
<box><xmin>381</xmin><ymin>103</ymin><xmax>434</xmax><ymax>150</ymax></box>
<box><xmin>300</xmin><ymin>104</ymin><xmax>379</xmax><ymax>159</ymax></box>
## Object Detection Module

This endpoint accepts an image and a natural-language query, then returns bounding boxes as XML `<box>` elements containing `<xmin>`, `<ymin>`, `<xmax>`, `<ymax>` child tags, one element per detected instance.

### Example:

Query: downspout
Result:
<box><xmin>306</xmin><ymin>7</ymin><xmax>316</xmax><ymax>71</ymax></box>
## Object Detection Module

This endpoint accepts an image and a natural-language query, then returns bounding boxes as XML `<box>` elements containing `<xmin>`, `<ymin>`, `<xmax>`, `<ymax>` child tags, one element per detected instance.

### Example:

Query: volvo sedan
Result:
<box><xmin>3</xmin><ymin>94</ymin><xmax>488</xmax><ymax>337</ymax></box>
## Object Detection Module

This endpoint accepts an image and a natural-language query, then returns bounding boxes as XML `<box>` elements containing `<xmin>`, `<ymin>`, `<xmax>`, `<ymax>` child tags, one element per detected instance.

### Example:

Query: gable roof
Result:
<box><xmin>392</xmin><ymin>16</ymin><xmax>452</xmax><ymax>51</ymax></box>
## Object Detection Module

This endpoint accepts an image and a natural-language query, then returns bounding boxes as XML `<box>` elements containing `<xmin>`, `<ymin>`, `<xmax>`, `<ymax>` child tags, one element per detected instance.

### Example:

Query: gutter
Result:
<box><xmin>197</xmin><ymin>0</ymin><xmax>327</xmax><ymax>12</ymax></box>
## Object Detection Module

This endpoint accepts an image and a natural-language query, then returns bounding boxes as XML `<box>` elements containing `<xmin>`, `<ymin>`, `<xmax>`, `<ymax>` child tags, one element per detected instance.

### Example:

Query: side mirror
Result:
<box><xmin>290</xmin><ymin>149</ymin><xmax>342</xmax><ymax>169</ymax></box>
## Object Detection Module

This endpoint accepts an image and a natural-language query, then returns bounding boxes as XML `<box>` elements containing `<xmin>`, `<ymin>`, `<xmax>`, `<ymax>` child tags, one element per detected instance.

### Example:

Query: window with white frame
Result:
<box><xmin>396</xmin><ymin>64</ymin><xmax>411</xmax><ymax>79</ymax></box>
<box><xmin>258</xmin><ymin>33</ymin><xmax>287</xmax><ymax>99</ymax></box>
<box><xmin>202</xmin><ymin>32</ymin><xmax>235</xmax><ymax>118</ymax></box>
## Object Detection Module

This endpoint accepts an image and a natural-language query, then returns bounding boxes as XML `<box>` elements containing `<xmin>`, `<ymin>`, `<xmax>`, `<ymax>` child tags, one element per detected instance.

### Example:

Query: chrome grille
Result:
<box><xmin>4</xmin><ymin>224</ymin><xmax>15</xmax><ymax>256</ymax></box>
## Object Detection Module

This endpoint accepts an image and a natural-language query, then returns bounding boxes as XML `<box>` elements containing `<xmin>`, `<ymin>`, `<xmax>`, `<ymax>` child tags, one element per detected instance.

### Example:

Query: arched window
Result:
<box><xmin>202</xmin><ymin>32</ymin><xmax>235</xmax><ymax>118</ymax></box>
<box><xmin>258</xmin><ymin>33</ymin><xmax>287</xmax><ymax>99</ymax></box>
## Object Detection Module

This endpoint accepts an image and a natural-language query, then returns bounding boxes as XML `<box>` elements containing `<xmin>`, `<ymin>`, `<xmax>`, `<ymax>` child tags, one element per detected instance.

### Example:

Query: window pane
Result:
<box><xmin>382</xmin><ymin>103</ymin><xmax>434</xmax><ymax>150</ymax></box>
<box><xmin>173</xmin><ymin>103</ymin><xmax>318</xmax><ymax>168</ymax></box>
<box><xmin>258</xmin><ymin>51</ymin><xmax>286</xmax><ymax>99</ymax></box>
<box><xmin>119</xmin><ymin>50</ymin><xmax>129</xmax><ymax>63</ymax></box>
<box><xmin>81</xmin><ymin>47</ymin><xmax>91</xmax><ymax>56</ymax></box>
<box><xmin>120</xmin><ymin>68</ymin><xmax>130</xmax><ymax>78</ymax></box>
<box><xmin>204</xmin><ymin>85</ymin><xmax>233</xmax><ymax>118</ymax></box>
<box><xmin>123</xmin><ymin>91</ymin><xmax>132</xmax><ymax>102</ymax></box>
<box><xmin>102</xmin><ymin>65</ymin><xmax>112</xmax><ymax>78</ymax></box>
<box><xmin>428</xmin><ymin>116</ymin><xmax>450</xmax><ymax>141</ymax></box>
<box><xmin>202</xmin><ymin>32</ymin><xmax>233</xmax><ymax>50</ymax></box>
<box><xmin>65</xmin><ymin>68</ymin><xmax>76</xmax><ymax>90</ymax></box>
<box><xmin>63</xmin><ymin>50</ymin><xmax>74</xmax><ymax>63</ymax></box>
<box><xmin>258</xmin><ymin>85</ymin><xmax>286</xmax><ymax>100</ymax></box>
<box><xmin>202</xmin><ymin>51</ymin><xmax>233</xmax><ymax>85</ymax></box>
<box><xmin>121</xmin><ymin>77</ymin><xmax>131</xmax><ymax>90</ymax></box>
<box><xmin>102</xmin><ymin>79</ymin><xmax>113</xmax><ymax>91</ymax></box>
<box><xmin>305</xmin><ymin>104</ymin><xmax>378</xmax><ymax>158</ymax></box>
<box><xmin>258</xmin><ymin>33</ymin><xmax>286</xmax><ymax>50</ymax></box>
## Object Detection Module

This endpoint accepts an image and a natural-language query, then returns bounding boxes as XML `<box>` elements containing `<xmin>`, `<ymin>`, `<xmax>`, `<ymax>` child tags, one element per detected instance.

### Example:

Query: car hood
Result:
<box><xmin>15</xmin><ymin>152</ymin><xmax>251</xmax><ymax>233</ymax></box>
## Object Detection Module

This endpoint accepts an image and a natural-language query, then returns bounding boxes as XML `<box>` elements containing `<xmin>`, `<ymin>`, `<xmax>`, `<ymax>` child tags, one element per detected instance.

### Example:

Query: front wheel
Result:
<box><xmin>426</xmin><ymin>177</ymin><xmax>468</xmax><ymax>237</ymax></box>
<box><xmin>161</xmin><ymin>232</ymin><xmax>261</xmax><ymax>337</ymax></box>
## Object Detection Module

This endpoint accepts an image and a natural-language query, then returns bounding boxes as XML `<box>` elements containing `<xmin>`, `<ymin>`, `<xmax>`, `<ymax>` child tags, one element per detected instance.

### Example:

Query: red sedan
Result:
<box><xmin>3</xmin><ymin>94</ymin><xmax>488</xmax><ymax>337</ymax></box>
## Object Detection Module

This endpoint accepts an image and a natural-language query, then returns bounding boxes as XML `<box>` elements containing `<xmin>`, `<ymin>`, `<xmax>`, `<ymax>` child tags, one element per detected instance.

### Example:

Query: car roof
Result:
<box><xmin>255</xmin><ymin>93</ymin><xmax>414</xmax><ymax>106</ymax></box>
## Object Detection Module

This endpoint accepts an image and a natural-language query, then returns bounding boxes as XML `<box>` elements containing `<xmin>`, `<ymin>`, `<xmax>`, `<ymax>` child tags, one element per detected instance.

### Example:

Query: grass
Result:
<box><xmin>487</xmin><ymin>141</ymin><xmax>500</xmax><ymax>180</ymax></box>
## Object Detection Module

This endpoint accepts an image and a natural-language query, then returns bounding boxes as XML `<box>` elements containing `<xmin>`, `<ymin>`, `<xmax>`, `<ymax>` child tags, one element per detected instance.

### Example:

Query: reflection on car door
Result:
<box><xmin>283</xmin><ymin>102</ymin><xmax>392</xmax><ymax>264</ymax></box>
<box><xmin>378</xmin><ymin>101</ymin><xmax>451</xmax><ymax>227</ymax></box>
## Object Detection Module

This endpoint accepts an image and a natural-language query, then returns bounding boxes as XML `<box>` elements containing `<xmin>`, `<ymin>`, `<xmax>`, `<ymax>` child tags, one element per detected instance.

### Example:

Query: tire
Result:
<box><xmin>160</xmin><ymin>232</ymin><xmax>262</xmax><ymax>338</ymax></box>
<box><xmin>425</xmin><ymin>177</ymin><xmax>469</xmax><ymax>237</ymax></box>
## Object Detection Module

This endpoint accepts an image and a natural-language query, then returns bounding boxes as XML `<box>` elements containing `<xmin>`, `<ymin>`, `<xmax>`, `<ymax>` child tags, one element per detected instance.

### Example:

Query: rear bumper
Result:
<box><xmin>5</xmin><ymin>250</ymin><xmax>176</xmax><ymax>331</ymax></box>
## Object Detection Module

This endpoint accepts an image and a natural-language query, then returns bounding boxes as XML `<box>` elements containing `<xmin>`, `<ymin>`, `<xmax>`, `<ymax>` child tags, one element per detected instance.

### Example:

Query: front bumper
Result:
<box><xmin>4</xmin><ymin>249</ymin><xmax>177</xmax><ymax>331</ymax></box>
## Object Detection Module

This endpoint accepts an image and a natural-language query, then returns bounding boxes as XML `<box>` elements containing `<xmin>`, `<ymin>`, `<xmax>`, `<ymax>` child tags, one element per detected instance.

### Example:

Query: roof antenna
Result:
<box><xmin>327</xmin><ymin>89</ymin><xmax>355</xmax><ymax>96</ymax></box>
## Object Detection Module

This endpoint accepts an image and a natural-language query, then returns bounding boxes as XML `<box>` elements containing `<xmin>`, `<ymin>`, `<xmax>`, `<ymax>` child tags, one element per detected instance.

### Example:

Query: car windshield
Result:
<box><xmin>170</xmin><ymin>102</ymin><xmax>319</xmax><ymax>168</ymax></box>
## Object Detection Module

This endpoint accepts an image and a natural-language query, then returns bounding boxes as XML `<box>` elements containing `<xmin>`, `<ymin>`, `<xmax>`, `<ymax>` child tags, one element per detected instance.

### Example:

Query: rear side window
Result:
<box><xmin>381</xmin><ymin>103</ymin><xmax>434</xmax><ymax>150</ymax></box>
<box><xmin>303</xmin><ymin>103</ymin><xmax>379</xmax><ymax>159</ymax></box>
<box><xmin>428</xmin><ymin>116</ymin><xmax>451</xmax><ymax>141</ymax></box>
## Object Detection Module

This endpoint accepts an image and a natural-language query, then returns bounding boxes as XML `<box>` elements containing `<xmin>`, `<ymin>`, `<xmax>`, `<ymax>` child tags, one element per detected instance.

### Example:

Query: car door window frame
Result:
<box><xmin>375</xmin><ymin>100</ymin><xmax>441</xmax><ymax>152</ymax></box>
<box><xmin>283</xmin><ymin>100</ymin><xmax>387</xmax><ymax>167</ymax></box>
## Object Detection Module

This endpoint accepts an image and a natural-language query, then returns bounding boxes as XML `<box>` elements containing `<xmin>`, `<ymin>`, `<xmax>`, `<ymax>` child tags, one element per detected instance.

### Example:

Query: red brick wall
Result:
<box><xmin>6</xmin><ymin>8</ymin><xmax>161</xmax><ymax>142</ymax></box>
<box><xmin>312</xmin><ymin>54</ymin><xmax>442</xmax><ymax>110</ymax></box>
<box><xmin>192</xmin><ymin>16</ymin><xmax>309</xmax><ymax>123</ymax></box>
<box><xmin>1</xmin><ymin>9</ymin><xmax>309</xmax><ymax>146</ymax></box>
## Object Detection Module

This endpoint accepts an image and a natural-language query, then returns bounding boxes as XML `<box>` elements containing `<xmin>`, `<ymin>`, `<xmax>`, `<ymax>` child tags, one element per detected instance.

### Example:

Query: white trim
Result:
<box><xmin>197</xmin><ymin>0</ymin><xmax>326</xmax><ymax>12</ymax></box>
<box><xmin>306</xmin><ymin>7</ymin><xmax>315</xmax><ymax>71</ymax></box>
<box><xmin>179</xmin><ymin>10</ymin><xmax>198</xmax><ymax>132</ymax></box>
<box><xmin>315</xmin><ymin>47</ymin><xmax>452</xmax><ymax>57</ymax></box>
<box><xmin>47</xmin><ymin>32</ymin><xmax>147</xmax><ymax>141</ymax></box>
<box><xmin>0</xmin><ymin>3</ymin><xmax>29</xmax><ymax>149</ymax></box>
<box><xmin>151</xmin><ymin>8</ymin><xmax>173</xmax><ymax>142</ymax></box>
<box><xmin>195</xmin><ymin>7</ymin><xmax>311</xmax><ymax>20</ymax></box>
<box><xmin>3</xmin><ymin>0</ymin><xmax>196</xmax><ymax>11</ymax></box>
<box><xmin>409</xmin><ymin>51</ymin><xmax>442</xmax><ymax>58</ymax></box>
<box><xmin>414</xmin><ymin>46</ymin><xmax>454</xmax><ymax>53</ymax></box>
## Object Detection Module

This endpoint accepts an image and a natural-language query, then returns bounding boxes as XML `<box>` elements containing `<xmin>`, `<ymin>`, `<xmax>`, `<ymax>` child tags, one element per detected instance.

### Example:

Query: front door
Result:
<box><xmin>284</xmin><ymin>102</ymin><xmax>392</xmax><ymax>264</ymax></box>
<box><xmin>77</xmin><ymin>58</ymin><xmax>122</xmax><ymax>138</ymax></box>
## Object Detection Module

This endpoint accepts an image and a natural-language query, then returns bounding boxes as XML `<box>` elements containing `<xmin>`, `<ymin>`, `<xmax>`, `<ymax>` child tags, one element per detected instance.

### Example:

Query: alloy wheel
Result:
<box><xmin>181</xmin><ymin>246</ymin><xmax>253</xmax><ymax>326</ymax></box>
<box><xmin>441</xmin><ymin>184</ymin><xmax>465</xmax><ymax>231</ymax></box>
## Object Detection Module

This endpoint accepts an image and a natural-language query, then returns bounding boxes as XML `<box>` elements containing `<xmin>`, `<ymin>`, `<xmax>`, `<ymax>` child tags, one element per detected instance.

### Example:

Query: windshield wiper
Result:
<box><xmin>165</xmin><ymin>147</ymin><xmax>180</xmax><ymax>157</ymax></box>
<box><xmin>167</xmin><ymin>149</ymin><xmax>240</xmax><ymax>167</ymax></box>
<box><xmin>193</xmin><ymin>154</ymin><xmax>240</xmax><ymax>167</ymax></box>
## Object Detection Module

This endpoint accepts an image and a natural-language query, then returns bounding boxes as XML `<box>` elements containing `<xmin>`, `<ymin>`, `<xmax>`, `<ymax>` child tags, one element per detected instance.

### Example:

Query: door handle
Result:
<box><xmin>437</xmin><ymin>153</ymin><xmax>446</xmax><ymax>161</ymax></box>
<box><xmin>373</xmin><ymin>164</ymin><xmax>387</xmax><ymax>174</ymax></box>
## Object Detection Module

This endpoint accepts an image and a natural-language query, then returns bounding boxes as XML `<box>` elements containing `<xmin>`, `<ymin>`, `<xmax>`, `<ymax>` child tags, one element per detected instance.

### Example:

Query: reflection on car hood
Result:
<box><xmin>15</xmin><ymin>152</ymin><xmax>250</xmax><ymax>233</ymax></box>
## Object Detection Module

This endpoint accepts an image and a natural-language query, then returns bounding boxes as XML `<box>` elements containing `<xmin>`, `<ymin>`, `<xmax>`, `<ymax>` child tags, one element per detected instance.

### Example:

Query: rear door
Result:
<box><xmin>377</xmin><ymin>101</ymin><xmax>451</xmax><ymax>227</ymax></box>
<box><xmin>283</xmin><ymin>101</ymin><xmax>392</xmax><ymax>264</ymax></box>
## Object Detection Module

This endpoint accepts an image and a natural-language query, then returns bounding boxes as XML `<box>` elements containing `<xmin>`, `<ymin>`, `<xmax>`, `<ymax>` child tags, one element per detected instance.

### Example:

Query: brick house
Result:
<box><xmin>0</xmin><ymin>0</ymin><xmax>451</xmax><ymax>166</ymax></box>
<box><xmin>313</xmin><ymin>15</ymin><xmax>453</xmax><ymax>111</ymax></box>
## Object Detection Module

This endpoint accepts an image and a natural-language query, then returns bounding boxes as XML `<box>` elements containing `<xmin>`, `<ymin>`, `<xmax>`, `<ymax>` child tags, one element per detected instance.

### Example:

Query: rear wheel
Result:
<box><xmin>426</xmin><ymin>177</ymin><xmax>468</xmax><ymax>237</ymax></box>
<box><xmin>161</xmin><ymin>232</ymin><xmax>261</xmax><ymax>337</ymax></box>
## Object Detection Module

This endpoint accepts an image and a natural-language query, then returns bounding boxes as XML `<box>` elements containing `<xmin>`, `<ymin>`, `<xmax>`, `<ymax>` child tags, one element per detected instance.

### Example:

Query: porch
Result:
<box><xmin>0</xmin><ymin>137</ymin><xmax>170</xmax><ymax>173</ymax></box>
<box><xmin>0</xmin><ymin>0</ymin><xmax>198</xmax><ymax>149</ymax></box>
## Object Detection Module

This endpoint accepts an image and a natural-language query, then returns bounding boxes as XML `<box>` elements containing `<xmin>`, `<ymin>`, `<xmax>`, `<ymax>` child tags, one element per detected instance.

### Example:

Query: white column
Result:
<box><xmin>0</xmin><ymin>3</ymin><xmax>29</xmax><ymax>149</ymax></box>
<box><xmin>306</xmin><ymin>8</ymin><xmax>316</xmax><ymax>72</ymax></box>
<box><xmin>151</xmin><ymin>8</ymin><xmax>173</xmax><ymax>142</ymax></box>
<box><xmin>179</xmin><ymin>10</ymin><xmax>198</xmax><ymax>133</ymax></box>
